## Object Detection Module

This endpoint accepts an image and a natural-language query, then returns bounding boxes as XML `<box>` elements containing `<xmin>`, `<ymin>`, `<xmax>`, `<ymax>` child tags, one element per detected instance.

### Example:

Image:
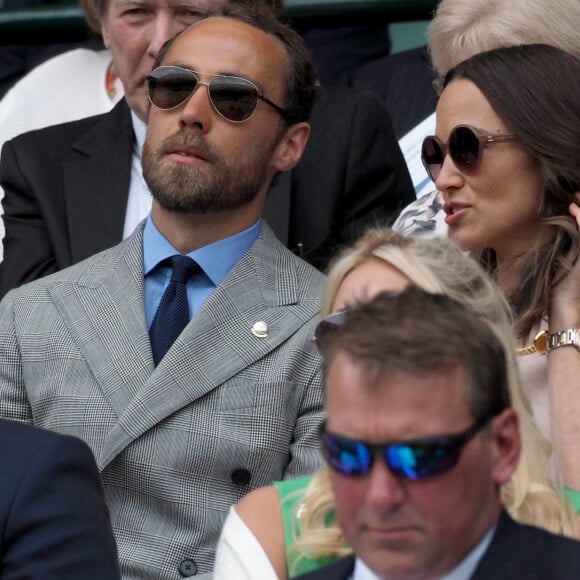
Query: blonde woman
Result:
<box><xmin>213</xmin><ymin>228</ymin><xmax>576</xmax><ymax>579</ymax></box>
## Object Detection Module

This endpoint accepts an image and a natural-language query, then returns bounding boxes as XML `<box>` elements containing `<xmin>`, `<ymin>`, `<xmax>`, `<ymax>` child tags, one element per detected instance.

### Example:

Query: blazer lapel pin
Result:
<box><xmin>251</xmin><ymin>321</ymin><xmax>268</xmax><ymax>338</ymax></box>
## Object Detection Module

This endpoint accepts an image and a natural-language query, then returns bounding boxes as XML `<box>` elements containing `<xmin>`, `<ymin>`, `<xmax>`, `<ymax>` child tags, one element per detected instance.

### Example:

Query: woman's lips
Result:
<box><xmin>444</xmin><ymin>201</ymin><xmax>471</xmax><ymax>225</ymax></box>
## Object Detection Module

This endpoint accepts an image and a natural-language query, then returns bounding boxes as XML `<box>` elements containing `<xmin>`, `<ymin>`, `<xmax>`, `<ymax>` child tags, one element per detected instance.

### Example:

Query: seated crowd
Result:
<box><xmin>1</xmin><ymin>0</ymin><xmax>580</xmax><ymax>579</ymax></box>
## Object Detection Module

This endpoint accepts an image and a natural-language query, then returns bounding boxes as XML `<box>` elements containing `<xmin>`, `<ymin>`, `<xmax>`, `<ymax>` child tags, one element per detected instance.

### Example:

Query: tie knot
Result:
<box><xmin>167</xmin><ymin>255</ymin><xmax>200</xmax><ymax>284</ymax></box>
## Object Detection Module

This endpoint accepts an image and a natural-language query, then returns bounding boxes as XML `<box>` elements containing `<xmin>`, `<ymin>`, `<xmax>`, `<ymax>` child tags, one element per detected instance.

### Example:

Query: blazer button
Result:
<box><xmin>178</xmin><ymin>558</ymin><xmax>198</xmax><ymax>577</ymax></box>
<box><xmin>231</xmin><ymin>468</ymin><xmax>251</xmax><ymax>486</ymax></box>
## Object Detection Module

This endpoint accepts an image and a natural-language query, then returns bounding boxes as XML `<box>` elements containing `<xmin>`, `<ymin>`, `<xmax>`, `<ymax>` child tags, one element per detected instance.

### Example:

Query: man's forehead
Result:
<box><xmin>167</xmin><ymin>17</ymin><xmax>286</xmax><ymax>66</ymax></box>
<box><xmin>108</xmin><ymin>0</ymin><xmax>223</xmax><ymax>10</ymax></box>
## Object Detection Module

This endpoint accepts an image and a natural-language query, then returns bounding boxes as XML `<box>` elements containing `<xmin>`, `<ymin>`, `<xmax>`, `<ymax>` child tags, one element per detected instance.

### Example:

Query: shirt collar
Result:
<box><xmin>143</xmin><ymin>214</ymin><xmax>262</xmax><ymax>286</ymax></box>
<box><xmin>130</xmin><ymin>109</ymin><xmax>147</xmax><ymax>157</ymax></box>
<box><xmin>351</xmin><ymin>524</ymin><xmax>495</xmax><ymax>580</ymax></box>
<box><xmin>440</xmin><ymin>525</ymin><xmax>495</xmax><ymax>580</ymax></box>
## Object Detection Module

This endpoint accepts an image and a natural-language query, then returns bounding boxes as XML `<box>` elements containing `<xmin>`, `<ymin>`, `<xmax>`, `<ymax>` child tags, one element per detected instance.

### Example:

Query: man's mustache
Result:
<box><xmin>159</xmin><ymin>130</ymin><xmax>220</xmax><ymax>164</ymax></box>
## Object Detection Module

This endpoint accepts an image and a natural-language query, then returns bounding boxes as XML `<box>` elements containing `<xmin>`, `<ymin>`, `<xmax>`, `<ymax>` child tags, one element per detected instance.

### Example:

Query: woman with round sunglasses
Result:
<box><xmin>426</xmin><ymin>43</ymin><xmax>580</xmax><ymax>504</ymax></box>
<box><xmin>213</xmin><ymin>228</ymin><xmax>576</xmax><ymax>580</ymax></box>
<box><xmin>393</xmin><ymin>0</ymin><xmax>580</xmax><ymax>239</ymax></box>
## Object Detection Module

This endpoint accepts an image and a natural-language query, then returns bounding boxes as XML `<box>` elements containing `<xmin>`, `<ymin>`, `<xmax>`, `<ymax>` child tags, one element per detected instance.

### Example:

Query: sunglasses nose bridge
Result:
<box><xmin>177</xmin><ymin>77</ymin><xmax>217</xmax><ymax>122</ymax></box>
<box><xmin>436</xmin><ymin>151</ymin><xmax>465</xmax><ymax>191</ymax></box>
<box><xmin>364</xmin><ymin>449</ymin><xmax>408</xmax><ymax>508</ymax></box>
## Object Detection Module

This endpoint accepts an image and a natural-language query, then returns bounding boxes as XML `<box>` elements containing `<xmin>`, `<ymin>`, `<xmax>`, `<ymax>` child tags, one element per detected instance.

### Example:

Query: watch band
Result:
<box><xmin>546</xmin><ymin>328</ymin><xmax>580</xmax><ymax>353</ymax></box>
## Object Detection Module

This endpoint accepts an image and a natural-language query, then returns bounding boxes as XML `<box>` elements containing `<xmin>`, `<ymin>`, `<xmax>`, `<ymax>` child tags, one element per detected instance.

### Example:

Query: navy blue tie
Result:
<box><xmin>150</xmin><ymin>255</ymin><xmax>200</xmax><ymax>366</ymax></box>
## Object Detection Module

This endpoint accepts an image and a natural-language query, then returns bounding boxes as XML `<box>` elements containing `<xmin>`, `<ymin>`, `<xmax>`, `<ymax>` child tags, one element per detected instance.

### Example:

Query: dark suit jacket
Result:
<box><xmin>343</xmin><ymin>46</ymin><xmax>438</xmax><ymax>139</ymax></box>
<box><xmin>0</xmin><ymin>418</ymin><xmax>120</xmax><ymax>579</ymax></box>
<box><xmin>296</xmin><ymin>511</ymin><xmax>580</xmax><ymax>579</ymax></box>
<box><xmin>0</xmin><ymin>85</ymin><xmax>414</xmax><ymax>298</ymax></box>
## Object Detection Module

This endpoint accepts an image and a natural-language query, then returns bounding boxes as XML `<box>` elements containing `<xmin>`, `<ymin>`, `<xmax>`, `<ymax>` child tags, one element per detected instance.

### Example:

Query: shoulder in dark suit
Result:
<box><xmin>0</xmin><ymin>99</ymin><xmax>133</xmax><ymax>297</ymax></box>
<box><xmin>266</xmin><ymin>84</ymin><xmax>415</xmax><ymax>269</ymax></box>
<box><xmin>0</xmin><ymin>418</ymin><xmax>120</xmax><ymax>579</ymax></box>
<box><xmin>471</xmin><ymin>510</ymin><xmax>580</xmax><ymax>579</ymax></box>
<box><xmin>343</xmin><ymin>46</ymin><xmax>439</xmax><ymax>139</ymax></box>
<box><xmin>296</xmin><ymin>511</ymin><xmax>580</xmax><ymax>579</ymax></box>
<box><xmin>0</xmin><ymin>84</ymin><xmax>413</xmax><ymax>297</ymax></box>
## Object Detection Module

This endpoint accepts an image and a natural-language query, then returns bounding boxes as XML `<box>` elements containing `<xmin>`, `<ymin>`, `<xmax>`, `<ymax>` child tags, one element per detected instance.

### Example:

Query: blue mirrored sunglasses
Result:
<box><xmin>320</xmin><ymin>414</ymin><xmax>492</xmax><ymax>480</ymax></box>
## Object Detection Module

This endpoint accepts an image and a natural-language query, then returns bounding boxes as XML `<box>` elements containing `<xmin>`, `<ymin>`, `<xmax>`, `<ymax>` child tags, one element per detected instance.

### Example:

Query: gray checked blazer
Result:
<box><xmin>0</xmin><ymin>222</ymin><xmax>325</xmax><ymax>579</ymax></box>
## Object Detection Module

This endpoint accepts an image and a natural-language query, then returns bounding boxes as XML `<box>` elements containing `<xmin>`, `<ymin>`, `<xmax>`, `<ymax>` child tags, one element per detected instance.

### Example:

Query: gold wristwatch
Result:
<box><xmin>546</xmin><ymin>328</ymin><xmax>580</xmax><ymax>353</ymax></box>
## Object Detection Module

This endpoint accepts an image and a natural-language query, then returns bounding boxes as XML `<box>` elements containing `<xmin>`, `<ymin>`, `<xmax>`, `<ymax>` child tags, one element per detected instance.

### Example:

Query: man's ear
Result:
<box><xmin>491</xmin><ymin>408</ymin><xmax>521</xmax><ymax>486</ymax></box>
<box><xmin>101</xmin><ymin>24</ymin><xmax>111</xmax><ymax>49</ymax></box>
<box><xmin>271</xmin><ymin>122</ymin><xmax>311</xmax><ymax>173</ymax></box>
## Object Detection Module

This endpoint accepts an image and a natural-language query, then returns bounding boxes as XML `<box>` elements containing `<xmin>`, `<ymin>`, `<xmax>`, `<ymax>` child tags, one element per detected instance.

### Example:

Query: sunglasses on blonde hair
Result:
<box><xmin>312</xmin><ymin>310</ymin><xmax>347</xmax><ymax>348</ymax></box>
<box><xmin>147</xmin><ymin>65</ymin><xmax>289</xmax><ymax>123</ymax></box>
<box><xmin>421</xmin><ymin>124</ymin><xmax>517</xmax><ymax>182</ymax></box>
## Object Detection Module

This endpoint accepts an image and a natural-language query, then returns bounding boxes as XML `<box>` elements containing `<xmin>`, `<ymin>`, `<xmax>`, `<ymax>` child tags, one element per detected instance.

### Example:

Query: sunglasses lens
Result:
<box><xmin>313</xmin><ymin>311</ymin><xmax>348</xmax><ymax>349</ymax></box>
<box><xmin>449</xmin><ymin>126</ymin><xmax>481</xmax><ymax>171</ymax></box>
<box><xmin>421</xmin><ymin>136</ymin><xmax>445</xmax><ymax>182</ymax></box>
<box><xmin>387</xmin><ymin>440</ymin><xmax>460</xmax><ymax>480</ymax></box>
<box><xmin>209</xmin><ymin>77</ymin><xmax>258</xmax><ymax>122</ymax></box>
<box><xmin>148</xmin><ymin>68</ymin><xmax>198</xmax><ymax>110</ymax></box>
<box><xmin>321</xmin><ymin>432</ymin><xmax>372</xmax><ymax>476</ymax></box>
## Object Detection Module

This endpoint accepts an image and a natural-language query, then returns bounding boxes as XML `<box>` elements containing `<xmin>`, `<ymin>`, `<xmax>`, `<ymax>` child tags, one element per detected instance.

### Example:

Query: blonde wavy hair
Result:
<box><xmin>288</xmin><ymin>228</ymin><xmax>576</xmax><ymax>572</ymax></box>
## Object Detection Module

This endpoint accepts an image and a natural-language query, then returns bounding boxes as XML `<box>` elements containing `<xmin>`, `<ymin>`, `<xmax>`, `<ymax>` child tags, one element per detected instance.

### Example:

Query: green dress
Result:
<box><xmin>273</xmin><ymin>476</ymin><xmax>339</xmax><ymax>578</ymax></box>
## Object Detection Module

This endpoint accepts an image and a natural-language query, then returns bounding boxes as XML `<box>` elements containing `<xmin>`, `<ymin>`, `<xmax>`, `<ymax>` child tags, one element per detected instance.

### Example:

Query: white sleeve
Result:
<box><xmin>214</xmin><ymin>506</ymin><xmax>279</xmax><ymax>580</ymax></box>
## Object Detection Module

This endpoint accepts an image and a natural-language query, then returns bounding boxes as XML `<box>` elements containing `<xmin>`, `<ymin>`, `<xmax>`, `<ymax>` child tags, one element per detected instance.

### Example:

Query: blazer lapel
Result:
<box><xmin>102</xmin><ymin>224</ymin><xmax>322</xmax><ymax>466</ymax></box>
<box><xmin>470</xmin><ymin>511</ymin><xmax>530</xmax><ymax>579</ymax></box>
<box><xmin>63</xmin><ymin>100</ymin><xmax>134</xmax><ymax>264</ymax></box>
<box><xmin>48</xmin><ymin>225</ymin><xmax>153</xmax><ymax>439</ymax></box>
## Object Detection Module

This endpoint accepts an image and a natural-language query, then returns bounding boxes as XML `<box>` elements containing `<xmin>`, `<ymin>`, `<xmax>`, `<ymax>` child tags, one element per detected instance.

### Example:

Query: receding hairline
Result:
<box><xmin>156</xmin><ymin>15</ymin><xmax>292</xmax><ymax>93</ymax></box>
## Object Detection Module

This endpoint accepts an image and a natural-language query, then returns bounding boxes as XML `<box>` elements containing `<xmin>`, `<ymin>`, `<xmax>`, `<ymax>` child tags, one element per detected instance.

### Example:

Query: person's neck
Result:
<box><xmin>495</xmin><ymin>260</ymin><xmax>513</xmax><ymax>291</ymax></box>
<box><xmin>151</xmin><ymin>202</ymin><xmax>263</xmax><ymax>254</ymax></box>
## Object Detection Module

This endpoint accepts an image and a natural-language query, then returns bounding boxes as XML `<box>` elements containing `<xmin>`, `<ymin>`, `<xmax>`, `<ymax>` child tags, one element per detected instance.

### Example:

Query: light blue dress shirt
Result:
<box><xmin>143</xmin><ymin>214</ymin><xmax>262</xmax><ymax>328</ymax></box>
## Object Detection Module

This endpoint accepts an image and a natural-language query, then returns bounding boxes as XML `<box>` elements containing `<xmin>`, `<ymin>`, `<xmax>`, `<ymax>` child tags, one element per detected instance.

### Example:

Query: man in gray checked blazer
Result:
<box><xmin>0</xmin><ymin>6</ymin><xmax>324</xmax><ymax>579</ymax></box>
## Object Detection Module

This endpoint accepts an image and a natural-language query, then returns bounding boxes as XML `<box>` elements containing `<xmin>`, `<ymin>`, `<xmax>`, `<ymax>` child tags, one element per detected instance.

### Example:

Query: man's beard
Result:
<box><xmin>142</xmin><ymin>129</ymin><xmax>277</xmax><ymax>214</ymax></box>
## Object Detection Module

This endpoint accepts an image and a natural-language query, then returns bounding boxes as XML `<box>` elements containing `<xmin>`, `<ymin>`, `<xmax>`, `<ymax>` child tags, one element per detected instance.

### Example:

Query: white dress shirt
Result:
<box><xmin>351</xmin><ymin>526</ymin><xmax>495</xmax><ymax>580</ymax></box>
<box><xmin>124</xmin><ymin>110</ymin><xmax>153</xmax><ymax>239</ymax></box>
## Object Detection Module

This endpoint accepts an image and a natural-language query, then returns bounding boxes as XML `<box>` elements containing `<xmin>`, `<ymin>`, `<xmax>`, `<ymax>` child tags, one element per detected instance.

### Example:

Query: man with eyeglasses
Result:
<box><xmin>300</xmin><ymin>288</ymin><xmax>580</xmax><ymax>580</ymax></box>
<box><xmin>0</xmin><ymin>6</ymin><xmax>325</xmax><ymax>578</ymax></box>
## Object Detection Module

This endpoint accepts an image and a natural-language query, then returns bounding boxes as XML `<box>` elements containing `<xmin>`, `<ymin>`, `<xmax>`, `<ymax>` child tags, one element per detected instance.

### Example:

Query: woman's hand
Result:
<box><xmin>550</xmin><ymin>193</ymin><xmax>580</xmax><ymax>330</ymax></box>
<box><xmin>570</xmin><ymin>193</ymin><xmax>580</xmax><ymax>225</ymax></box>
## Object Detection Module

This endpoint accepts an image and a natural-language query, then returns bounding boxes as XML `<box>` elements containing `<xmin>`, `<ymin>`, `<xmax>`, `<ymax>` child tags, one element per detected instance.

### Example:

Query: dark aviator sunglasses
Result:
<box><xmin>321</xmin><ymin>414</ymin><xmax>493</xmax><ymax>480</ymax></box>
<box><xmin>146</xmin><ymin>65</ymin><xmax>289</xmax><ymax>123</ymax></box>
<box><xmin>421</xmin><ymin>124</ymin><xmax>517</xmax><ymax>182</ymax></box>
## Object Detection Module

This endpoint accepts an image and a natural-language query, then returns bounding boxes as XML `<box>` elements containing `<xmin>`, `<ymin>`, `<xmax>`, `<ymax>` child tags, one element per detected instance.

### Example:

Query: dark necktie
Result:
<box><xmin>150</xmin><ymin>255</ymin><xmax>200</xmax><ymax>366</ymax></box>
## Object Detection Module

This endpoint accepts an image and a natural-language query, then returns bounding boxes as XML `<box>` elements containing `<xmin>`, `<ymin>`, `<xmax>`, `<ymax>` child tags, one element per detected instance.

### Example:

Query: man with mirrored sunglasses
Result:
<box><xmin>299</xmin><ymin>288</ymin><xmax>580</xmax><ymax>580</ymax></box>
<box><xmin>0</xmin><ymin>6</ymin><xmax>326</xmax><ymax>578</ymax></box>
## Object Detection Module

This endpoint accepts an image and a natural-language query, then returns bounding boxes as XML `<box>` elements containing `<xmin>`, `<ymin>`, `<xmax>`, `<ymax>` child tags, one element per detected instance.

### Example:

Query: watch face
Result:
<box><xmin>533</xmin><ymin>330</ymin><xmax>548</xmax><ymax>354</ymax></box>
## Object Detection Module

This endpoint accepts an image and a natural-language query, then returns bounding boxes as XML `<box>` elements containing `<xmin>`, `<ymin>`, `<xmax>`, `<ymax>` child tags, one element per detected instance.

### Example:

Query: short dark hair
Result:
<box><xmin>233</xmin><ymin>0</ymin><xmax>282</xmax><ymax>13</ymax></box>
<box><xmin>318</xmin><ymin>287</ymin><xmax>511</xmax><ymax>421</ymax></box>
<box><xmin>154</xmin><ymin>3</ymin><xmax>318</xmax><ymax>125</ymax></box>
